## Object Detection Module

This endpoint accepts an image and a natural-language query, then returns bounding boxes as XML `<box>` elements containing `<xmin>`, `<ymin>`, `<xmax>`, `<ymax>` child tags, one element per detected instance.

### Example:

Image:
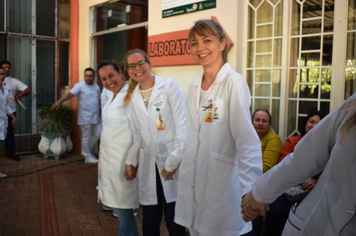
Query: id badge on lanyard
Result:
<box><xmin>156</xmin><ymin>107</ymin><xmax>165</xmax><ymax>130</ymax></box>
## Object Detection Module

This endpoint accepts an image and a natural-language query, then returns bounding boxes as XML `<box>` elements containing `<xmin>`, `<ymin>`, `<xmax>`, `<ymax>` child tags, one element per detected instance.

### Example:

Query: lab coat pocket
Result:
<box><xmin>204</xmin><ymin>151</ymin><xmax>240</xmax><ymax>231</ymax></box>
<box><xmin>283</xmin><ymin>208</ymin><xmax>305</xmax><ymax>234</ymax></box>
<box><xmin>213</xmin><ymin>98</ymin><xmax>224</xmax><ymax>124</ymax></box>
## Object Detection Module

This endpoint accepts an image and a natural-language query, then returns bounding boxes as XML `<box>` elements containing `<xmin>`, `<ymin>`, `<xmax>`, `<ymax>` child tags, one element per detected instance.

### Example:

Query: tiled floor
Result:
<box><xmin>0</xmin><ymin>153</ymin><xmax>187</xmax><ymax>236</ymax></box>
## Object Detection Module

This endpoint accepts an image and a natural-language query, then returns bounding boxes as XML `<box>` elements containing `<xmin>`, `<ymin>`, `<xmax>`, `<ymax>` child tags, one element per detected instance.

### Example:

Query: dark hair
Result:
<box><xmin>97</xmin><ymin>60</ymin><xmax>120</xmax><ymax>74</ymax></box>
<box><xmin>252</xmin><ymin>109</ymin><xmax>272</xmax><ymax>125</ymax></box>
<box><xmin>188</xmin><ymin>19</ymin><xmax>227</xmax><ymax>63</ymax></box>
<box><xmin>84</xmin><ymin>67</ymin><xmax>95</xmax><ymax>75</ymax></box>
<box><xmin>117</xmin><ymin>61</ymin><xmax>127</xmax><ymax>80</ymax></box>
<box><xmin>299</xmin><ymin>110</ymin><xmax>326</xmax><ymax>136</ymax></box>
<box><xmin>0</xmin><ymin>60</ymin><xmax>11</xmax><ymax>67</ymax></box>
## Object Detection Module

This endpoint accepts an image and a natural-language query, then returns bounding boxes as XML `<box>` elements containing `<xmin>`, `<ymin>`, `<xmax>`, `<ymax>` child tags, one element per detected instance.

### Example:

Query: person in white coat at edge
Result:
<box><xmin>123</xmin><ymin>49</ymin><xmax>187</xmax><ymax>236</ymax></box>
<box><xmin>241</xmin><ymin>92</ymin><xmax>356</xmax><ymax>236</ymax></box>
<box><xmin>97</xmin><ymin>60</ymin><xmax>140</xmax><ymax>236</ymax></box>
<box><xmin>0</xmin><ymin>67</ymin><xmax>16</xmax><ymax>178</ymax></box>
<box><xmin>174</xmin><ymin>19</ymin><xmax>263</xmax><ymax>236</ymax></box>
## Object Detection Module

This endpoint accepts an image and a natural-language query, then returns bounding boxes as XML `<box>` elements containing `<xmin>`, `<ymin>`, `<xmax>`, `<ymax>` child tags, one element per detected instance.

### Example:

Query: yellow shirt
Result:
<box><xmin>260</xmin><ymin>129</ymin><xmax>282</xmax><ymax>173</ymax></box>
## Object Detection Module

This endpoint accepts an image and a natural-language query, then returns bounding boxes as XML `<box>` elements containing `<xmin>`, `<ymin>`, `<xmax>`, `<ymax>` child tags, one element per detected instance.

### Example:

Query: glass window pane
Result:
<box><xmin>320</xmin><ymin>102</ymin><xmax>330</xmax><ymax>114</ymax></box>
<box><xmin>300</xmin><ymin>68</ymin><xmax>320</xmax><ymax>83</ymax></box>
<box><xmin>274</xmin><ymin>39</ymin><xmax>282</xmax><ymax>66</ymax></box>
<box><xmin>273</xmin><ymin>69</ymin><xmax>281</xmax><ymax>97</ymax></box>
<box><xmin>345</xmin><ymin>66</ymin><xmax>356</xmax><ymax>99</ymax></box>
<box><xmin>257</xmin><ymin>25</ymin><xmax>272</xmax><ymax>38</ymax></box>
<box><xmin>255</xmin><ymin>69</ymin><xmax>271</xmax><ymax>82</ymax></box>
<box><xmin>256</xmin><ymin>40</ymin><xmax>272</xmax><ymax>53</ymax></box>
<box><xmin>302</xmin><ymin>19</ymin><xmax>321</xmax><ymax>35</ymax></box>
<box><xmin>274</xmin><ymin>1</ymin><xmax>283</xmax><ymax>36</ymax></box>
<box><xmin>303</xmin><ymin>0</ymin><xmax>322</xmax><ymax>18</ymax></box>
<box><xmin>0</xmin><ymin>35</ymin><xmax>4</xmax><ymax>58</ymax></box>
<box><xmin>37</xmin><ymin>40</ymin><xmax>55</xmax><ymax>107</ymax></box>
<box><xmin>299</xmin><ymin>100</ymin><xmax>317</xmax><ymax>114</ymax></box>
<box><xmin>59</xmin><ymin>0</ymin><xmax>70</xmax><ymax>39</ymax></box>
<box><xmin>256</xmin><ymin>55</ymin><xmax>271</xmax><ymax>67</ymax></box>
<box><xmin>0</xmin><ymin>1</ymin><xmax>4</xmax><ymax>31</ymax></box>
<box><xmin>254</xmin><ymin>98</ymin><xmax>270</xmax><ymax>111</ymax></box>
<box><xmin>301</xmin><ymin>52</ymin><xmax>320</xmax><ymax>67</ymax></box>
<box><xmin>290</xmin><ymin>38</ymin><xmax>299</xmax><ymax>67</ymax></box>
<box><xmin>348</xmin><ymin>0</ymin><xmax>356</xmax><ymax>30</ymax></box>
<box><xmin>287</xmin><ymin>100</ymin><xmax>297</xmax><ymax>135</ymax></box>
<box><xmin>247</xmin><ymin>42</ymin><xmax>254</xmax><ymax>68</ymax></box>
<box><xmin>291</xmin><ymin>1</ymin><xmax>301</xmax><ymax>36</ymax></box>
<box><xmin>322</xmin><ymin>35</ymin><xmax>333</xmax><ymax>66</ymax></box>
<box><xmin>324</xmin><ymin>0</ymin><xmax>334</xmax><ymax>32</ymax></box>
<box><xmin>255</xmin><ymin>84</ymin><xmax>271</xmax><ymax>96</ymax></box>
<box><xmin>36</xmin><ymin>0</ymin><xmax>55</xmax><ymax>36</ymax></box>
<box><xmin>321</xmin><ymin>68</ymin><xmax>331</xmax><ymax>99</ymax></box>
<box><xmin>257</xmin><ymin>1</ymin><xmax>272</xmax><ymax>24</ymax></box>
<box><xmin>302</xmin><ymin>36</ymin><xmax>321</xmax><ymax>50</ymax></box>
<box><xmin>250</xmin><ymin>0</ymin><xmax>262</xmax><ymax>8</ymax></box>
<box><xmin>60</xmin><ymin>42</ymin><xmax>69</xmax><ymax>86</ymax></box>
<box><xmin>289</xmin><ymin>69</ymin><xmax>299</xmax><ymax>98</ymax></box>
<box><xmin>9</xmin><ymin>0</ymin><xmax>32</xmax><ymax>34</ymax></box>
<box><xmin>248</xmin><ymin>6</ymin><xmax>256</xmax><ymax>39</ymax></box>
<box><xmin>299</xmin><ymin>85</ymin><xmax>314</xmax><ymax>98</ymax></box>
<box><xmin>96</xmin><ymin>1</ymin><xmax>148</xmax><ymax>32</ymax></box>
<box><xmin>246</xmin><ymin>70</ymin><xmax>254</xmax><ymax>96</ymax></box>
<box><xmin>346</xmin><ymin>32</ymin><xmax>356</xmax><ymax>63</ymax></box>
<box><xmin>272</xmin><ymin>99</ymin><xmax>280</xmax><ymax>133</ymax></box>
<box><xmin>8</xmin><ymin>37</ymin><xmax>32</xmax><ymax>135</ymax></box>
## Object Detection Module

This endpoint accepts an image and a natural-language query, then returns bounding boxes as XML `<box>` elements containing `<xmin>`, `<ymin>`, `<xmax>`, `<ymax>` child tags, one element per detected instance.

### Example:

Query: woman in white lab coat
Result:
<box><xmin>97</xmin><ymin>60</ymin><xmax>139</xmax><ymax>236</ymax></box>
<box><xmin>174</xmin><ymin>20</ymin><xmax>263</xmax><ymax>236</ymax></box>
<box><xmin>123</xmin><ymin>49</ymin><xmax>187</xmax><ymax>236</ymax></box>
<box><xmin>241</xmin><ymin>93</ymin><xmax>356</xmax><ymax>235</ymax></box>
<box><xmin>0</xmin><ymin>67</ymin><xmax>15</xmax><ymax>178</ymax></box>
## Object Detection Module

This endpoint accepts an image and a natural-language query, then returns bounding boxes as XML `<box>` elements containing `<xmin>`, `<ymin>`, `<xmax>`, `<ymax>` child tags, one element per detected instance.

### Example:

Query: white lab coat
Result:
<box><xmin>175</xmin><ymin>63</ymin><xmax>262</xmax><ymax>236</ymax></box>
<box><xmin>0</xmin><ymin>84</ymin><xmax>11</xmax><ymax>140</ymax></box>
<box><xmin>126</xmin><ymin>75</ymin><xmax>187</xmax><ymax>205</ymax></box>
<box><xmin>252</xmin><ymin>93</ymin><xmax>356</xmax><ymax>236</ymax></box>
<box><xmin>98</xmin><ymin>84</ymin><xmax>139</xmax><ymax>209</ymax></box>
<box><xmin>70</xmin><ymin>81</ymin><xmax>101</xmax><ymax>125</ymax></box>
<box><xmin>101</xmin><ymin>87</ymin><xmax>113</xmax><ymax>109</ymax></box>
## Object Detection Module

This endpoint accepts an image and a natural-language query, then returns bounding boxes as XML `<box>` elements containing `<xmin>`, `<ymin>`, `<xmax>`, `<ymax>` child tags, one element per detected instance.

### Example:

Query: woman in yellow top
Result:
<box><xmin>252</xmin><ymin>109</ymin><xmax>282</xmax><ymax>173</ymax></box>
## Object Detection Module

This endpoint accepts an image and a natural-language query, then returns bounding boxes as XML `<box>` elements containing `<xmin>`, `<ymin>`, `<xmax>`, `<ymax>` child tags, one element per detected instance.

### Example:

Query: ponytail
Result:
<box><xmin>123</xmin><ymin>78</ymin><xmax>138</xmax><ymax>108</ymax></box>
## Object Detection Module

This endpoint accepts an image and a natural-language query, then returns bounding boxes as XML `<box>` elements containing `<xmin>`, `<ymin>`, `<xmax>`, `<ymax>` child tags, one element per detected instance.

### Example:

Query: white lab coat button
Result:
<box><xmin>347</xmin><ymin>209</ymin><xmax>354</xmax><ymax>214</ymax></box>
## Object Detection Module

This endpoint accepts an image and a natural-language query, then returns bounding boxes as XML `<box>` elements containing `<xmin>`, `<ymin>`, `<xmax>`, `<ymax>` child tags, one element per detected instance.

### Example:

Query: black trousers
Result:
<box><xmin>142</xmin><ymin>166</ymin><xmax>186</xmax><ymax>236</ymax></box>
<box><xmin>6</xmin><ymin>113</ymin><xmax>16</xmax><ymax>157</ymax></box>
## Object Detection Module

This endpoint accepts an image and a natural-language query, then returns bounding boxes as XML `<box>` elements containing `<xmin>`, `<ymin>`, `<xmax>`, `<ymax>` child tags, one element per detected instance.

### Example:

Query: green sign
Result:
<box><xmin>162</xmin><ymin>1</ymin><xmax>216</xmax><ymax>19</ymax></box>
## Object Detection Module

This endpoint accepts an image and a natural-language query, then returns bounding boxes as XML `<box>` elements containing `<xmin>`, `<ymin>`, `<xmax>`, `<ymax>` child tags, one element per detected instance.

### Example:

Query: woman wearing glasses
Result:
<box><xmin>124</xmin><ymin>49</ymin><xmax>187</xmax><ymax>236</ymax></box>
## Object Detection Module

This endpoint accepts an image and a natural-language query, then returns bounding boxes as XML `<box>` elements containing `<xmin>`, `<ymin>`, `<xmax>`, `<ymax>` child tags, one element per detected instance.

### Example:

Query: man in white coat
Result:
<box><xmin>0</xmin><ymin>60</ymin><xmax>31</xmax><ymax>162</ymax></box>
<box><xmin>51</xmin><ymin>68</ymin><xmax>101</xmax><ymax>164</ymax></box>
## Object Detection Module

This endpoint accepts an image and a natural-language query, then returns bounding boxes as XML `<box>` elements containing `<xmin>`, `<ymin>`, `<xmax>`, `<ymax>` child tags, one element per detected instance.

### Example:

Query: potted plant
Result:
<box><xmin>38</xmin><ymin>106</ymin><xmax>74</xmax><ymax>160</ymax></box>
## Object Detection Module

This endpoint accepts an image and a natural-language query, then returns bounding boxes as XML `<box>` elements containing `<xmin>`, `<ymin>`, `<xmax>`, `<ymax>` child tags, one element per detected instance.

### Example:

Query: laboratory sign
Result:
<box><xmin>148</xmin><ymin>29</ymin><xmax>198</xmax><ymax>67</ymax></box>
<box><xmin>162</xmin><ymin>0</ymin><xmax>216</xmax><ymax>18</ymax></box>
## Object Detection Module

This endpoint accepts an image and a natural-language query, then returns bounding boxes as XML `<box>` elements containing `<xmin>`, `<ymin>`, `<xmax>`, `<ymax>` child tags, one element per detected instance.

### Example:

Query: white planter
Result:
<box><xmin>38</xmin><ymin>132</ymin><xmax>72</xmax><ymax>160</ymax></box>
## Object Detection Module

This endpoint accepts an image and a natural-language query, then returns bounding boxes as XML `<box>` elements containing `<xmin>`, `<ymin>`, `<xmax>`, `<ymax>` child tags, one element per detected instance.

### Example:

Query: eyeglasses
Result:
<box><xmin>127</xmin><ymin>60</ymin><xmax>146</xmax><ymax>70</ymax></box>
<box><xmin>84</xmin><ymin>75</ymin><xmax>94</xmax><ymax>78</ymax></box>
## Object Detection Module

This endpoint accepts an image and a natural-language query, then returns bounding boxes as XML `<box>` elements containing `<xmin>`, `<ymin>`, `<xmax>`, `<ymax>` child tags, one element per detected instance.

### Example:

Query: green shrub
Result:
<box><xmin>38</xmin><ymin>106</ymin><xmax>73</xmax><ymax>134</ymax></box>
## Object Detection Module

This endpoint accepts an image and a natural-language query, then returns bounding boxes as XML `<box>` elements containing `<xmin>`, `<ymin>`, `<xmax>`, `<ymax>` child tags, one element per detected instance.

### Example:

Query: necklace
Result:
<box><xmin>140</xmin><ymin>87</ymin><xmax>153</xmax><ymax>93</ymax></box>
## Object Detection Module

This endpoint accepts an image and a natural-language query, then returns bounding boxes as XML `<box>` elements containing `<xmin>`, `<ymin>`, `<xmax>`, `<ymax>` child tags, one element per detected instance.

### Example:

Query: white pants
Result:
<box><xmin>79</xmin><ymin>123</ymin><xmax>101</xmax><ymax>158</ymax></box>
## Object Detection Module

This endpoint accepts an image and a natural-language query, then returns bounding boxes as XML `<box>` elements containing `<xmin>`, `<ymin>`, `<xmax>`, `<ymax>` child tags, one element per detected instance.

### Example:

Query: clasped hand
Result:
<box><xmin>240</xmin><ymin>191</ymin><xmax>270</xmax><ymax>222</ymax></box>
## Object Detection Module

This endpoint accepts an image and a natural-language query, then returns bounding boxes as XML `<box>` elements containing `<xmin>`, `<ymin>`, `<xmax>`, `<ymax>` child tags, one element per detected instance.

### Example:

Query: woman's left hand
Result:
<box><xmin>161</xmin><ymin>168</ymin><xmax>176</xmax><ymax>181</ymax></box>
<box><xmin>301</xmin><ymin>177</ymin><xmax>317</xmax><ymax>193</ymax></box>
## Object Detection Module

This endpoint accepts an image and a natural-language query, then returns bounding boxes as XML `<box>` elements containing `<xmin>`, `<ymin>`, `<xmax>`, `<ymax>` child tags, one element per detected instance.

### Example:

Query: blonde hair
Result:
<box><xmin>339</xmin><ymin>99</ymin><xmax>356</xmax><ymax>145</ymax></box>
<box><xmin>188</xmin><ymin>19</ymin><xmax>228</xmax><ymax>63</ymax></box>
<box><xmin>123</xmin><ymin>49</ymin><xmax>152</xmax><ymax>107</ymax></box>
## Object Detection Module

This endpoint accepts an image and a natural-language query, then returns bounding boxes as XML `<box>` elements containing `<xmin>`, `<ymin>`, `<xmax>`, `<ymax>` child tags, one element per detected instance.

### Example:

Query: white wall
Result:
<box><xmin>149</xmin><ymin>0</ymin><xmax>242</xmax><ymax>98</ymax></box>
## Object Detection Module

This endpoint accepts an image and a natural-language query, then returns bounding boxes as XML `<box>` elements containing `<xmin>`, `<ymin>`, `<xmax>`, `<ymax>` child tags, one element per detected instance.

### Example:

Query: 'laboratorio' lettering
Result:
<box><xmin>149</xmin><ymin>39</ymin><xmax>191</xmax><ymax>57</ymax></box>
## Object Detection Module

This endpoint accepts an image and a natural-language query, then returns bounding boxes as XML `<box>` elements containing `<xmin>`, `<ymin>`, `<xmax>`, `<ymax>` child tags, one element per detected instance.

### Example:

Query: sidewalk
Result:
<box><xmin>0</xmin><ymin>153</ymin><xmax>181</xmax><ymax>236</ymax></box>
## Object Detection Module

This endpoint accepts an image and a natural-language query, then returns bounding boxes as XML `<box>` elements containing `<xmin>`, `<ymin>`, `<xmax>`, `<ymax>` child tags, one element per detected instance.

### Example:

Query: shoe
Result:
<box><xmin>102</xmin><ymin>205</ymin><xmax>112</xmax><ymax>211</ymax></box>
<box><xmin>0</xmin><ymin>173</ymin><xmax>7</xmax><ymax>178</ymax></box>
<box><xmin>133</xmin><ymin>210</ymin><xmax>138</xmax><ymax>216</ymax></box>
<box><xmin>112</xmin><ymin>212</ymin><xmax>118</xmax><ymax>218</ymax></box>
<box><xmin>10</xmin><ymin>155</ymin><xmax>21</xmax><ymax>162</ymax></box>
<box><xmin>84</xmin><ymin>156</ymin><xmax>98</xmax><ymax>164</ymax></box>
